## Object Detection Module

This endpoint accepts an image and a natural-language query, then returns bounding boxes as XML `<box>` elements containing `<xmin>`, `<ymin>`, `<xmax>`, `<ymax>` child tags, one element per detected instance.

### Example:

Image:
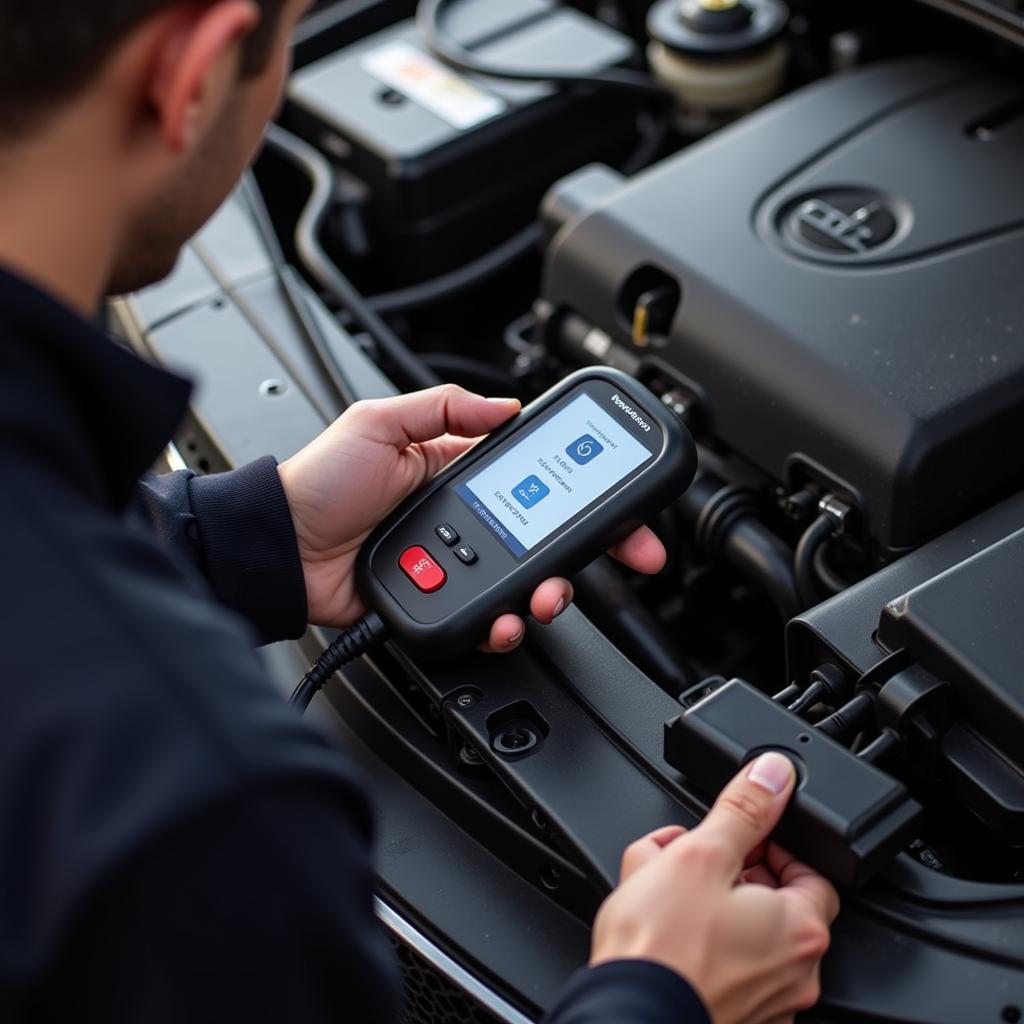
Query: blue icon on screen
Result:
<box><xmin>567</xmin><ymin>434</ymin><xmax>604</xmax><ymax>466</ymax></box>
<box><xmin>512</xmin><ymin>474</ymin><xmax>550</xmax><ymax>509</ymax></box>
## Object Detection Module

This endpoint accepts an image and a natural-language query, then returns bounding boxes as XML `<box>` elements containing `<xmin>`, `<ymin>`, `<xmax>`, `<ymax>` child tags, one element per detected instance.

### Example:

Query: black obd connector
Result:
<box><xmin>664</xmin><ymin>680</ymin><xmax>922</xmax><ymax>887</ymax></box>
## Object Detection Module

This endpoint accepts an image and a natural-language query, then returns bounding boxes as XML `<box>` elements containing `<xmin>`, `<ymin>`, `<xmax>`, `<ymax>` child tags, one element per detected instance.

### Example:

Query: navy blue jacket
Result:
<box><xmin>0</xmin><ymin>266</ymin><xmax>708</xmax><ymax>1024</ymax></box>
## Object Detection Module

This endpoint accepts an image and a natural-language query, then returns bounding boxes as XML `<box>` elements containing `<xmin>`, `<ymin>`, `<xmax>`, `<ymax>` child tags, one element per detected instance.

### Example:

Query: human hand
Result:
<box><xmin>591</xmin><ymin>752</ymin><xmax>839</xmax><ymax>1024</ymax></box>
<box><xmin>278</xmin><ymin>384</ymin><xmax>667</xmax><ymax>650</ymax></box>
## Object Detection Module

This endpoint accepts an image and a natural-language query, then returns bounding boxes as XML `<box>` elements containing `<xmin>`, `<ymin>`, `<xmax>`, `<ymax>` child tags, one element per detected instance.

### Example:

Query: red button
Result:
<box><xmin>399</xmin><ymin>546</ymin><xmax>447</xmax><ymax>593</ymax></box>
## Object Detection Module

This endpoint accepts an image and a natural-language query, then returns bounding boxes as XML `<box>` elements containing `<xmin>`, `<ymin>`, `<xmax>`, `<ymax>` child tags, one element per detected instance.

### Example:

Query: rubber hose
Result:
<box><xmin>794</xmin><ymin>514</ymin><xmax>835</xmax><ymax>610</ymax></box>
<box><xmin>262</xmin><ymin>124</ymin><xmax>441</xmax><ymax>392</ymax></box>
<box><xmin>679</xmin><ymin>473</ymin><xmax>801</xmax><ymax>622</ymax></box>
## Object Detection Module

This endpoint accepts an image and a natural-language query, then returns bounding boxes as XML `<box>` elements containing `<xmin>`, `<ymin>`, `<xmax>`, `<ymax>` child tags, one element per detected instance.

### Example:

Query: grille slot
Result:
<box><xmin>385</xmin><ymin>930</ymin><xmax>505</xmax><ymax>1024</ymax></box>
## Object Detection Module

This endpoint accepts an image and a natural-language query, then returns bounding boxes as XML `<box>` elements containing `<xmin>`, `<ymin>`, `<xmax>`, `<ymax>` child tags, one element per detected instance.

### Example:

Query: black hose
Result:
<box><xmin>262</xmin><ymin>124</ymin><xmax>441</xmax><ymax>392</ymax></box>
<box><xmin>772</xmin><ymin>683</ymin><xmax>802</xmax><ymax>704</ymax></box>
<box><xmin>726</xmin><ymin>518</ymin><xmax>803</xmax><ymax>622</ymax></box>
<box><xmin>417</xmin><ymin>0</ymin><xmax>674</xmax><ymax>100</ymax></box>
<box><xmin>420</xmin><ymin>352</ymin><xmax>518</xmax><ymax>392</ymax></box>
<box><xmin>788</xmin><ymin>662</ymin><xmax>849</xmax><ymax>717</ymax></box>
<box><xmin>787</xmin><ymin>680</ymin><xmax>829</xmax><ymax>717</ymax></box>
<box><xmin>859</xmin><ymin>729</ymin><xmax>902</xmax><ymax>767</ymax></box>
<box><xmin>815</xmin><ymin>692</ymin><xmax>875</xmax><ymax>743</ymax></box>
<box><xmin>812</xmin><ymin>543</ymin><xmax>849</xmax><ymax>596</ymax></box>
<box><xmin>619</xmin><ymin>108</ymin><xmax>671</xmax><ymax>175</ymax></box>
<box><xmin>367</xmin><ymin>224</ymin><xmax>543</xmax><ymax>316</ymax></box>
<box><xmin>574</xmin><ymin>557</ymin><xmax>694</xmax><ymax>696</ymax></box>
<box><xmin>679</xmin><ymin>474</ymin><xmax>801</xmax><ymax>622</ymax></box>
<box><xmin>794</xmin><ymin>514</ymin><xmax>835</xmax><ymax>610</ymax></box>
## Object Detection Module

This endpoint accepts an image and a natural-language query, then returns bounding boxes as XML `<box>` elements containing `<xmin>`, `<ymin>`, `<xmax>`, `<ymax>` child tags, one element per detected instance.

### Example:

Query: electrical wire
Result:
<box><xmin>290</xmin><ymin>612</ymin><xmax>388</xmax><ymax>711</ymax></box>
<box><xmin>416</xmin><ymin>0</ymin><xmax>675</xmax><ymax>99</ymax></box>
<box><xmin>812</xmin><ymin>543</ymin><xmax>850</xmax><ymax>596</ymax></box>
<box><xmin>794</xmin><ymin>513</ymin><xmax>835</xmax><ymax>610</ymax></box>
<box><xmin>619</xmin><ymin>108</ymin><xmax>671</xmax><ymax>175</ymax></box>
<box><xmin>262</xmin><ymin>123</ymin><xmax>441</xmax><ymax>392</ymax></box>
<box><xmin>858</xmin><ymin>730</ymin><xmax>902</xmax><ymax>766</ymax></box>
<box><xmin>772</xmin><ymin>683</ymin><xmax>802</xmax><ymax>704</ymax></box>
<box><xmin>788</xmin><ymin>664</ymin><xmax>849</xmax><ymax>718</ymax></box>
<box><xmin>788</xmin><ymin>679</ymin><xmax>829</xmax><ymax>717</ymax></box>
<box><xmin>367</xmin><ymin>224</ymin><xmax>544</xmax><ymax>316</ymax></box>
<box><xmin>419</xmin><ymin>352</ymin><xmax>519</xmax><ymax>392</ymax></box>
<box><xmin>815</xmin><ymin>692</ymin><xmax>875</xmax><ymax>743</ymax></box>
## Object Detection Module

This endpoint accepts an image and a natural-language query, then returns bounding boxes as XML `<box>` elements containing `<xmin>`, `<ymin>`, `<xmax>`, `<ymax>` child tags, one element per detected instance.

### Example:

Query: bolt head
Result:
<box><xmin>259</xmin><ymin>378</ymin><xmax>287</xmax><ymax>398</ymax></box>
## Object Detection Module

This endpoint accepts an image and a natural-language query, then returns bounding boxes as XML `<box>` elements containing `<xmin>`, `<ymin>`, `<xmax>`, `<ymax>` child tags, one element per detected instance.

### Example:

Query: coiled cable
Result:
<box><xmin>290</xmin><ymin>612</ymin><xmax>388</xmax><ymax>711</ymax></box>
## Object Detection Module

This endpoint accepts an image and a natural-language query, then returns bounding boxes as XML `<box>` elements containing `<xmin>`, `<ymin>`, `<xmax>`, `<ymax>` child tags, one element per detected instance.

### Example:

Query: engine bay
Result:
<box><xmin>114</xmin><ymin>1</ymin><xmax>1024</xmax><ymax>1020</ymax></box>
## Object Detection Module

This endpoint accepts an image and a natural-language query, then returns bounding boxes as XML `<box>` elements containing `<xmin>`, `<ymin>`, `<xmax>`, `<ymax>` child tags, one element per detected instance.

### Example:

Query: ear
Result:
<box><xmin>147</xmin><ymin>1</ymin><xmax>262</xmax><ymax>152</ymax></box>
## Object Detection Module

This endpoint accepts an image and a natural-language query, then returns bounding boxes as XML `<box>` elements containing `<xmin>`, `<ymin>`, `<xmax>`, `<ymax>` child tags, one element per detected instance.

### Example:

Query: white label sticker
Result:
<box><xmin>362</xmin><ymin>40</ymin><xmax>506</xmax><ymax>131</ymax></box>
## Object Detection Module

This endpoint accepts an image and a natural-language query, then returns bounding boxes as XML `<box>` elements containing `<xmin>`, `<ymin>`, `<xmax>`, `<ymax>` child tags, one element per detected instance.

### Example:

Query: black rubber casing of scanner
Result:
<box><xmin>356</xmin><ymin>367</ymin><xmax>697</xmax><ymax>654</ymax></box>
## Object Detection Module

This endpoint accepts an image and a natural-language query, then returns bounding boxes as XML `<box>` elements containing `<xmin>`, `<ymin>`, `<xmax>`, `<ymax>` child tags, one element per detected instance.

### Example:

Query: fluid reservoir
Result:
<box><xmin>647</xmin><ymin>0</ymin><xmax>789</xmax><ymax>133</ymax></box>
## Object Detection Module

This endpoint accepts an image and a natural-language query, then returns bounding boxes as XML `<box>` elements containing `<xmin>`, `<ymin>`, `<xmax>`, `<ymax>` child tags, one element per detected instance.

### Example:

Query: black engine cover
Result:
<box><xmin>542</xmin><ymin>57</ymin><xmax>1024</xmax><ymax>551</ymax></box>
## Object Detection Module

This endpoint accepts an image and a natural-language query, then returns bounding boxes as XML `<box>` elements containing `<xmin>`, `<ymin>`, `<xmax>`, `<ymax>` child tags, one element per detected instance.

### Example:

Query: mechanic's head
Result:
<box><xmin>0</xmin><ymin>0</ymin><xmax>310</xmax><ymax>297</ymax></box>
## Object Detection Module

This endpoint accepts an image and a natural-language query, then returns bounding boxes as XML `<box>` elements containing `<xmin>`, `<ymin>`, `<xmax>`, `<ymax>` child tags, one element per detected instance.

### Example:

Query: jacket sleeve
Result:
<box><xmin>544</xmin><ymin>961</ymin><xmax>711</xmax><ymax>1024</ymax></box>
<box><xmin>39</xmin><ymin>784</ymin><xmax>401</xmax><ymax>1024</ymax></box>
<box><xmin>135</xmin><ymin>456</ymin><xmax>308</xmax><ymax>642</ymax></box>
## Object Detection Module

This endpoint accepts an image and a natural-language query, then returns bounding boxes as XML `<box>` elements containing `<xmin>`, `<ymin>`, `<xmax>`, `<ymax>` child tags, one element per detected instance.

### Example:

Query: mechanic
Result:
<box><xmin>0</xmin><ymin>2</ymin><xmax>839</xmax><ymax>1022</ymax></box>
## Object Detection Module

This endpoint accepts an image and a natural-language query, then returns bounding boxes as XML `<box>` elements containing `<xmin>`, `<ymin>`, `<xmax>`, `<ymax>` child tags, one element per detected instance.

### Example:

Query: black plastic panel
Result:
<box><xmin>878</xmin><ymin>527</ymin><xmax>1024</xmax><ymax>769</ymax></box>
<box><xmin>789</xmin><ymin>491</ymin><xmax>1024</xmax><ymax>688</ymax></box>
<box><xmin>542</xmin><ymin>57</ymin><xmax>1024</xmax><ymax>550</ymax></box>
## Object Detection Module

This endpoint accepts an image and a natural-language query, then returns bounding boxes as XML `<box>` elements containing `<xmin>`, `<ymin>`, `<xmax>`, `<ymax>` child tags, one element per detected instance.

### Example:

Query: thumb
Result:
<box><xmin>353</xmin><ymin>384</ymin><xmax>520</xmax><ymax>448</ymax></box>
<box><xmin>698</xmin><ymin>751</ymin><xmax>797</xmax><ymax>875</ymax></box>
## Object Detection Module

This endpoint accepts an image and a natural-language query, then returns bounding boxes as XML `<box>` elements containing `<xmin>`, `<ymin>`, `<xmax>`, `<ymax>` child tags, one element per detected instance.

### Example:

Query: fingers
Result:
<box><xmin>743</xmin><ymin>839</ymin><xmax>769</xmax><ymax>870</ymax></box>
<box><xmin>608</xmin><ymin>526</ymin><xmax>667</xmax><ymax>575</ymax></box>
<box><xmin>529</xmin><ymin>578</ymin><xmax>573</xmax><ymax>625</ymax></box>
<box><xmin>767</xmin><ymin>845</ymin><xmax>841</xmax><ymax>925</ymax></box>
<box><xmin>741</xmin><ymin>863</ymin><xmax>780</xmax><ymax>889</ymax></box>
<box><xmin>620</xmin><ymin>825</ymin><xmax>688</xmax><ymax>881</ymax></box>
<box><xmin>482</xmin><ymin>614</ymin><xmax>526</xmax><ymax>653</ymax></box>
<box><xmin>697</xmin><ymin>752</ymin><xmax>797</xmax><ymax>876</ymax></box>
<box><xmin>352</xmin><ymin>385</ymin><xmax>520</xmax><ymax>448</ymax></box>
<box><xmin>480</xmin><ymin>578</ymin><xmax>573</xmax><ymax>652</ymax></box>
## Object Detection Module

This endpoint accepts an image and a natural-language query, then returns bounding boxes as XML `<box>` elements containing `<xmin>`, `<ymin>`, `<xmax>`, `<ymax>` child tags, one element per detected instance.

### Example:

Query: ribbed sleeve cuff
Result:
<box><xmin>543</xmin><ymin>960</ymin><xmax>710</xmax><ymax>1024</ymax></box>
<box><xmin>188</xmin><ymin>457</ymin><xmax>308</xmax><ymax>642</ymax></box>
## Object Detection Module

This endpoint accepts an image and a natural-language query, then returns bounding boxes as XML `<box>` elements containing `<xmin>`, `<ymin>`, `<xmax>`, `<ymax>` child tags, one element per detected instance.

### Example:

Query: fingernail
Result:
<box><xmin>552</xmin><ymin>598</ymin><xmax>566</xmax><ymax>619</ymax></box>
<box><xmin>748</xmin><ymin>752</ymin><xmax>794</xmax><ymax>795</ymax></box>
<box><xmin>507</xmin><ymin>629</ymin><xmax>524</xmax><ymax>646</ymax></box>
<box><xmin>487</xmin><ymin>397</ymin><xmax>520</xmax><ymax>405</ymax></box>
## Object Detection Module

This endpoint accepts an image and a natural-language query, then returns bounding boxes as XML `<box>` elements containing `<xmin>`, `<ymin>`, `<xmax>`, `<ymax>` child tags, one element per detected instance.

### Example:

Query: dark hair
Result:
<box><xmin>0</xmin><ymin>1</ymin><xmax>287</xmax><ymax>138</ymax></box>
